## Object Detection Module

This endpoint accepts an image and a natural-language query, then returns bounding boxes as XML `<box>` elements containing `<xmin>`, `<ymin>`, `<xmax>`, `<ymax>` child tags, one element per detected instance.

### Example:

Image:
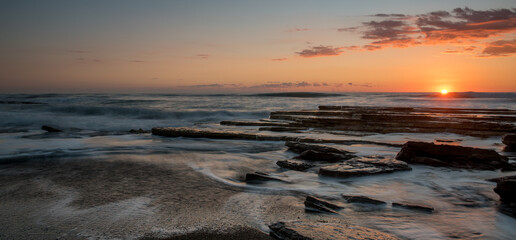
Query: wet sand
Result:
<box><xmin>0</xmin><ymin>154</ymin><xmax>358</xmax><ymax>239</ymax></box>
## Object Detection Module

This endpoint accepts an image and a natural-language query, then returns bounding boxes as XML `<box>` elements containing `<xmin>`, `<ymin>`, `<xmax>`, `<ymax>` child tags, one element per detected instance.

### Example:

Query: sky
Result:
<box><xmin>0</xmin><ymin>0</ymin><xmax>515</xmax><ymax>93</ymax></box>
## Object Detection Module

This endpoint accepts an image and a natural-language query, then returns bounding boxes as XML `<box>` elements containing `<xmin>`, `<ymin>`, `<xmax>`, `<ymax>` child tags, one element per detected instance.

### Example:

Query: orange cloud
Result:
<box><xmin>296</xmin><ymin>45</ymin><xmax>344</xmax><ymax>57</ymax></box>
<box><xmin>480</xmin><ymin>39</ymin><xmax>516</xmax><ymax>57</ymax></box>
<box><xmin>325</xmin><ymin>7</ymin><xmax>516</xmax><ymax>57</ymax></box>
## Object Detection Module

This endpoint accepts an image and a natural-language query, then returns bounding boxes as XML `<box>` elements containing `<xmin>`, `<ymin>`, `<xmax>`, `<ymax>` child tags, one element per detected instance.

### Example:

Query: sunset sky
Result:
<box><xmin>1</xmin><ymin>0</ymin><xmax>515</xmax><ymax>93</ymax></box>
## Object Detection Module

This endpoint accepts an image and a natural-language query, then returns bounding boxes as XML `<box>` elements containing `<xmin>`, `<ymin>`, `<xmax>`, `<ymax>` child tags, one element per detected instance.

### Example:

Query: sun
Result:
<box><xmin>440</xmin><ymin>89</ymin><xmax>448</xmax><ymax>95</ymax></box>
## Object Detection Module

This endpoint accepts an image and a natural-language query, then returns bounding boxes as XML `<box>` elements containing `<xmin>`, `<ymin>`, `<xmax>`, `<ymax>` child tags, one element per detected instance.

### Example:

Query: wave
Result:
<box><xmin>251</xmin><ymin>92</ymin><xmax>344</xmax><ymax>98</ymax></box>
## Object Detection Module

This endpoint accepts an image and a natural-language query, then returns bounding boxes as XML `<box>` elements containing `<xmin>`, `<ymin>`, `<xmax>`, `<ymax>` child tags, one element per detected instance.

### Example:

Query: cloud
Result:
<box><xmin>296</xmin><ymin>45</ymin><xmax>344</xmax><ymax>57</ymax></box>
<box><xmin>189</xmin><ymin>83</ymin><xmax>243</xmax><ymax>88</ymax></box>
<box><xmin>334</xmin><ymin>7</ymin><xmax>516</xmax><ymax>57</ymax></box>
<box><xmin>272</xmin><ymin>58</ymin><xmax>288</xmax><ymax>61</ymax></box>
<box><xmin>480</xmin><ymin>39</ymin><xmax>516</xmax><ymax>57</ymax></box>
<box><xmin>196</xmin><ymin>54</ymin><xmax>210</xmax><ymax>59</ymax></box>
<box><xmin>76</xmin><ymin>58</ymin><xmax>101</xmax><ymax>63</ymax></box>
<box><xmin>130</xmin><ymin>60</ymin><xmax>145</xmax><ymax>63</ymax></box>
<box><xmin>286</xmin><ymin>28</ymin><xmax>310</xmax><ymax>32</ymax></box>
<box><xmin>348</xmin><ymin>82</ymin><xmax>372</xmax><ymax>87</ymax></box>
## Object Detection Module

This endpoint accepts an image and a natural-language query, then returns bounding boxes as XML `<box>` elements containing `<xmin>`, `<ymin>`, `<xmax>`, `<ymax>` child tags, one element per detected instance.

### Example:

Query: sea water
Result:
<box><xmin>0</xmin><ymin>92</ymin><xmax>515</xmax><ymax>239</ymax></box>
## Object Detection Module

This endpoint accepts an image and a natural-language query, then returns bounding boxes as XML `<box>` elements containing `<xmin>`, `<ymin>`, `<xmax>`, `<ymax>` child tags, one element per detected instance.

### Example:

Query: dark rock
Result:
<box><xmin>494</xmin><ymin>180</ymin><xmax>516</xmax><ymax>203</ymax></box>
<box><xmin>268</xmin><ymin>221</ymin><xmax>400</xmax><ymax>240</ymax></box>
<box><xmin>319</xmin><ymin>161</ymin><xmax>396</xmax><ymax>178</ymax></box>
<box><xmin>220</xmin><ymin>120</ymin><xmax>290</xmax><ymax>127</ymax></box>
<box><xmin>392</xmin><ymin>202</ymin><xmax>434</xmax><ymax>212</ymax></box>
<box><xmin>294</xmin><ymin>150</ymin><xmax>352</xmax><ymax>162</ymax></box>
<box><xmin>355</xmin><ymin>157</ymin><xmax>411</xmax><ymax>171</ymax></box>
<box><xmin>304</xmin><ymin>196</ymin><xmax>342</xmax><ymax>214</ymax></box>
<box><xmin>342</xmin><ymin>195</ymin><xmax>386</xmax><ymax>205</ymax></box>
<box><xmin>245</xmin><ymin>172</ymin><xmax>286</xmax><ymax>183</ymax></box>
<box><xmin>152</xmin><ymin>127</ymin><xmax>293</xmax><ymax>141</ymax></box>
<box><xmin>502</xmin><ymin>134</ymin><xmax>516</xmax><ymax>147</ymax></box>
<box><xmin>259</xmin><ymin>126</ymin><xmax>307</xmax><ymax>132</ymax></box>
<box><xmin>396</xmin><ymin>141</ymin><xmax>508</xmax><ymax>170</ymax></box>
<box><xmin>487</xmin><ymin>175</ymin><xmax>516</xmax><ymax>183</ymax></box>
<box><xmin>129</xmin><ymin>128</ymin><xmax>149</xmax><ymax>134</ymax></box>
<box><xmin>41</xmin><ymin>125</ymin><xmax>62</xmax><ymax>132</ymax></box>
<box><xmin>285</xmin><ymin>141</ymin><xmax>350</xmax><ymax>155</ymax></box>
<box><xmin>276</xmin><ymin>160</ymin><xmax>314</xmax><ymax>171</ymax></box>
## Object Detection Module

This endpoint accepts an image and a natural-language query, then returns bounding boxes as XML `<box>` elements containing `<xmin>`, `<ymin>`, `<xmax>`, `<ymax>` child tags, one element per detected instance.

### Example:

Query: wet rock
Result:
<box><xmin>396</xmin><ymin>141</ymin><xmax>508</xmax><ymax>170</ymax></box>
<box><xmin>276</xmin><ymin>159</ymin><xmax>314</xmax><ymax>171</ymax></box>
<box><xmin>487</xmin><ymin>175</ymin><xmax>516</xmax><ymax>183</ymax></box>
<box><xmin>152</xmin><ymin>127</ymin><xmax>292</xmax><ymax>141</ymax></box>
<box><xmin>286</xmin><ymin>141</ymin><xmax>346</xmax><ymax>154</ymax></box>
<box><xmin>392</xmin><ymin>202</ymin><xmax>434</xmax><ymax>212</ymax></box>
<box><xmin>245</xmin><ymin>172</ymin><xmax>286</xmax><ymax>183</ymax></box>
<box><xmin>318</xmin><ymin>161</ymin><xmax>396</xmax><ymax>178</ymax></box>
<box><xmin>294</xmin><ymin>150</ymin><xmax>352</xmax><ymax>162</ymax></box>
<box><xmin>259</xmin><ymin>126</ymin><xmax>307</xmax><ymax>132</ymax></box>
<box><xmin>220</xmin><ymin>120</ymin><xmax>290</xmax><ymax>127</ymax></box>
<box><xmin>319</xmin><ymin>157</ymin><xmax>411</xmax><ymax>178</ymax></box>
<box><xmin>356</xmin><ymin>157</ymin><xmax>411</xmax><ymax>171</ymax></box>
<box><xmin>41</xmin><ymin>125</ymin><xmax>62</xmax><ymax>132</ymax></box>
<box><xmin>342</xmin><ymin>195</ymin><xmax>386</xmax><ymax>205</ymax></box>
<box><xmin>268</xmin><ymin>221</ymin><xmax>400</xmax><ymax>240</ymax></box>
<box><xmin>304</xmin><ymin>196</ymin><xmax>342</xmax><ymax>214</ymax></box>
<box><xmin>129</xmin><ymin>128</ymin><xmax>149</xmax><ymax>134</ymax></box>
<box><xmin>502</xmin><ymin>134</ymin><xmax>516</xmax><ymax>147</ymax></box>
<box><xmin>494</xmin><ymin>180</ymin><xmax>516</xmax><ymax>204</ymax></box>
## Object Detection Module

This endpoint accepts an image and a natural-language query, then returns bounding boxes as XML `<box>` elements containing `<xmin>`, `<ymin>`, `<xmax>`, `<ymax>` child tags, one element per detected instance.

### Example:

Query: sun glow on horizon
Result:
<box><xmin>441</xmin><ymin>89</ymin><xmax>448</xmax><ymax>95</ymax></box>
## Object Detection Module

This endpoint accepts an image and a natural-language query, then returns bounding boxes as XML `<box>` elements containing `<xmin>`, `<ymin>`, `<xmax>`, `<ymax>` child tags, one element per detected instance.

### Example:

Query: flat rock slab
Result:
<box><xmin>152</xmin><ymin>127</ymin><xmax>292</xmax><ymax>141</ymax></box>
<box><xmin>342</xmin><ymin>195</ymin><xmax>386</xmax><ymax>205</ymax></box>
<box><xmin>396</xmin><ymin>141</ymin><xmax>509</xmax><ymax>170</ymax></box>
<box><xmin>276</xmin><ymin>159</ymin><xmax>314</xmax><ymax>171</ymax></box>
<box><xmin>294</xmin><ymin>150</ymin><xmax>353</xmax><ymax>162</ymax></box>
<box><xmin>319</xmin><ymin>160</ymin><xmax>410</xmax><ymax>178</ymax></box>
<box><xmin>285</xmin><ymin>141</ymin><xmax>351</xmax><ymax>155</ymax></box>
<box><xmin>268</xmin><ymin>221</ymin><xmax>400</xmax><ymax>240</ymax></box>
<box><xmin>41</xmin><ymin>125</ymin><xmax>62</xmax><ymax>132</ymax></box>
<box><xmin>392</xmin><ymin>202</ymin><xmax>434</xmax><ymax>212</ymax></box>
<box><xmin>304</xmin><ymin>196</ymin><xmax>343</xmax><ymax>214</ymax></box>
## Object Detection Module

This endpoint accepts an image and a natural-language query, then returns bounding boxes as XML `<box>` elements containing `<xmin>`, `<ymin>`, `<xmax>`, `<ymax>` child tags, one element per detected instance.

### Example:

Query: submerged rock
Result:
<box><xmin>129</xmin><ymin>128</ymin><xmax>149</xmax><ymax>134</ymax></box>
<box><xmin>245</xmin><ymin>172</ymin><xmax>286</xmax><ymax>183</ymax></box>
<box><xmin>268</xmin><ymin>221</ymin><xmax>400</xmax><ymax>240</ymax></box>
<box><xmin>396</xmin><ymin>141</ymin><xmax>509</xmax><ymax>170</ymax></box>
<box><xmin>259</xmin><ymin>126</ymin><xmax>307</xmax><ymax>132</ymax></box>
<box><xmin>41</xmin><ymin>125</ymin><xmax>62</xmax><ymax>132</ymax></box>
<box><xmin>276</xmin><ymin>159</ymin><xmax>314</xmax><ymax>171</ymax></box>
<box><xmin>392</xmin><ymin>202</ymin><xmax>434</xmax><ymax>212</ymax></box>
<box><xmin>342</xmin><ymin>195</ymin><xmax>386</xmax><ymax>205</ymax></box>
<box><xmin>304</xmin><ymin>196</ymin><xmax>343</xmax><ymax>214</ymax></box>
<box><xmin>285</xmin><ymin>141</ymin><xmax>350</xmax><ymax>155</ymax></box>
<box><xmin>487</xmin><ymin>175</ymin><xmax>516</xmax><ymax>183</ymax></box>
<box><xmin>294</xmin><ymin>150</ymin><xmax>352</xmax><ymax>162</ymax></box>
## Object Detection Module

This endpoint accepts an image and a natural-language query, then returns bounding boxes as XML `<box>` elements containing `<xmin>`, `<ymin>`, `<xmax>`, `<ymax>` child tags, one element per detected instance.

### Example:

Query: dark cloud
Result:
<box><xmin>272</xmin><ymin>58</ymin><xmax>288</xmax><ymax>61</ymax></box>
<box><xmin>348</xmin><ymin>82</ymin><xmax>372</xmax><ymax>87</ymax></box>
<box><xmin>481</xmin><ymin>39</ymin><xmax>516</xmax><ymax>57</ymax></box>
<box><xmin>76</xmin><ymin>58</ymin><xmax>101</xmax><ymax>63</ymax></box>
<box><xmin>130</xmin><ymin>60</ymin><xmax>145</xmax><ymax>63</ymax></box>
<box><xmin>335</xmin><ymin>7</ymin><xmax>516</xmax><ymax>57</ymax></box>
<box><xmin>295</xmin><ymin>81</ymin><xmax>311</xmax><ymax>87</ymax></box>
<box><xmin>373</xmin><ymin>13</ymin><xmax>407</xmax><ymax>18</ymax></box>
<box><xmin>296</xmin><ymin>45</ymin><xmax>343</xmax><ymax>57</ymax></box>
<box><xmin>196</xmin><ymin>54</ymin><xmax>210</xmax><ymax>59</ymax></box>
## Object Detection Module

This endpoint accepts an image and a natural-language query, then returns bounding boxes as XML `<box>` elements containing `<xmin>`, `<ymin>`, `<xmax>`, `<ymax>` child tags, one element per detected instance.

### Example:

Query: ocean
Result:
<box><xmin>1</xmin><ymin>92</ymin><xmax>515</xmax><ymax>239</ymax></box>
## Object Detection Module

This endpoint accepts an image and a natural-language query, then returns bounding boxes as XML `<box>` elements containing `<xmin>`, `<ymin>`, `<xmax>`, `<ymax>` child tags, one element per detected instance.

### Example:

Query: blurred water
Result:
<box><xmin>0</xmin><ymin>92</ymin><xmax>515</xmax><ymax>239</ymax></box>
